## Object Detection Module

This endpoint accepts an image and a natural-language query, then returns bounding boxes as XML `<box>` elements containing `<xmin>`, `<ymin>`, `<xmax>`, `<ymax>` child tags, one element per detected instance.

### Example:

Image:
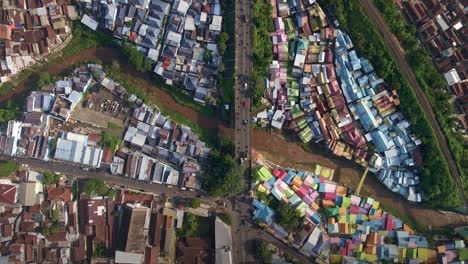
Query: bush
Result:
<box><xmin>218</xmin><ymin>213</ymin><xmax>232</xmax><ymax>225</ymax></box>
<box><xmin>37</xmin><ymin>72</ymin><xmax>52</xmax><ymax>87</ymax></box>
<box><xmin>190</xmin><ymin>198</ymin><xmax>201</xmax><ymax>209</ymax></box>
<box><xmin>177</xmin><ymin>213</ymin><xmax>198</xmax><ymax>237</ymax></box>
<box><xmin>99</xmin><ymin>131</ymin><xmax>122</xmax><ymax>153</ymax></box>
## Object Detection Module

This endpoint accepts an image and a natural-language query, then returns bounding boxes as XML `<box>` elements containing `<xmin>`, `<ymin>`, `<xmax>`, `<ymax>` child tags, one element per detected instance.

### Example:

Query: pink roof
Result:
<box><xmin>385</xmin><ymin>214</ymin><xmax>396</xmax><ymax>230</ymax></box>
<box><xmin>0</xmin><ymin>184</ymin><xmax>16</xmax><ymax>204</ymax></box>
<box><xmin>324</xmin><ymin>192</ymin><xmax>336</xmax><ymax>201</ymax></box>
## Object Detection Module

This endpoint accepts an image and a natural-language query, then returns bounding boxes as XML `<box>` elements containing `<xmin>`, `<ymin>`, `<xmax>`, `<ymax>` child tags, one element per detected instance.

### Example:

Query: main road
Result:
<box><xmin>231</xmin><ymin>0</ymin><xmax>256</xmax><ymax>262</ymax></box>
<box><xmin>356</xmin><ymin>0</ymin><xmax>467</xmax><ymax>209</ymax></box>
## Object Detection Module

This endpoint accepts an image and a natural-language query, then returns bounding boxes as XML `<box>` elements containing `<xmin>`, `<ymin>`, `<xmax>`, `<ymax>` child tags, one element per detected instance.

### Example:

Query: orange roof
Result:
<box><xmin>47</xmin><ymin>186</ymin><xmax>72</xmax><ymax>202</ymax></box>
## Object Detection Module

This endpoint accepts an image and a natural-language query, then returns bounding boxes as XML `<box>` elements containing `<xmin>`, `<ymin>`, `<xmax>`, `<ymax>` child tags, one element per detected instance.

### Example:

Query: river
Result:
<box><xmin>2</xmin><ymin>47</ymin><xmax>466</xmax><ymax>230</ymax></box>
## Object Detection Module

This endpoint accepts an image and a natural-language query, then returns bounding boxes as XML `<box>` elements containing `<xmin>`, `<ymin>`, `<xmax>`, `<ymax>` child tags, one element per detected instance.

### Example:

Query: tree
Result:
<box><xmin>275</xmin><ymin>202</ymin><xmax>302</xmax><ymax>231</ymax></box>
<box><xmin>218</xmin><ymin>32</ymin><xmax>229</xmax><ymax>56</ymax></box>
<box><xmin>84</xmin><ymin>179</ymin><xmax>108</xmax><ymax>197</ymax></box>
<box><xmin>42</xmin><ymin>172</ymin><xmax>60</xmax><ymax>185</ymax></box>
<box><xmin>51</xmin><ymin>209</ymin><xmax>60</xmax><ymax>223</ymax></box>
<box><xmin>93</xmin><ymin>242</ymin><xmax>107</xmax><ymax>257</ymax></box>
<box><xmin>256</xmin><ymin>240</ymin><xmax>273</xmax><ymax>264</ymax></box>
<box><xmin>49</xmin><ymin>138</ymin><xmax>57</xmax><ymax>154</ymax></box>
<box><xmin>190</xmin><ymin>198</ymin><xmax>201</xmax><ymax>209</ymax></box>
<box><xmin>177</xmin><ymin>213</ymin><xmax>198</xmax><ymax>237</ymax></box>
<box><xmin>99</xmin><ymin>132</ymin><xmax>122</xmax><ymax>153</ymax></box>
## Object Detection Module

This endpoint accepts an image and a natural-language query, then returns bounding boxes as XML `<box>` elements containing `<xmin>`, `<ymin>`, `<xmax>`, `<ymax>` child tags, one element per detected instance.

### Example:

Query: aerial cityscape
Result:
<box><xmin>0</xmin><ymin>0</ymin><xmax>466</xmax><ymax>263</ymax></box>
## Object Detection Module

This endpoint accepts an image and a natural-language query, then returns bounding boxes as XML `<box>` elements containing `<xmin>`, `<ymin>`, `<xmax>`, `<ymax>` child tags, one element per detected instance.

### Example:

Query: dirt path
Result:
<box><xmin>2</xmin><ymin>47</ymin><xmax>465</xmax><ymax>229</ymax></box>
<box><xmin>357</xmin><ymin>0</ymin><xmax>466</xmax><ymax>208</ymax></box>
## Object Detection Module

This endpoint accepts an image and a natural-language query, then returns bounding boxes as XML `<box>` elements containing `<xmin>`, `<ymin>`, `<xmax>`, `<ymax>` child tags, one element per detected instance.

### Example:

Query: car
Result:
<box><xmin>242</xmin><ymin>120</ymin><xmax>248</xmax><ymax>125</ymax></box>
<box><xmin>81</xmin><ymin>167</ymin><xmax>89</xmax><ymax>171</ymax></box>
<box><xmin>243</xmin><ymin>99</ymin><xmax>249</xmax><ymax>108</ymax></box>
<box><xmin>244</xmin><ymin>83</ymin><xmax>248</xmax><ymax>90</ymax></box>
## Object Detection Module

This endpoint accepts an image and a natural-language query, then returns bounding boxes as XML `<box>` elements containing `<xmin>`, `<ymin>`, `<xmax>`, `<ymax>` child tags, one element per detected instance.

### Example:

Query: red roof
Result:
<box><xmin>0</xmin><ymin>184</ymin><xmax>17</xmax><ymax>204</ymax></box>
<box><xmin>47</xmin><ymin>186</ymin><xmax>72</xmax><ymax>202</ymax></box>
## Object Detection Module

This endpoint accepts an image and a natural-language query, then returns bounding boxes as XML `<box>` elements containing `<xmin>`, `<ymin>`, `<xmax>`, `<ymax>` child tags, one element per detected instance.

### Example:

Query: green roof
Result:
<box><xmin>342</xmin><ymin>197</ymin><xmax>351</xmax><ymax>208</ymax></box>
<box><xmin>327</xmin><ymin>206</ymin><xmax>339</xmax><ymax>217</ymax></box>
<box><xmin>257</xmin><ymin>166</ymin><xmax>273</xmax><ymax>182</ymax></box>
<box><xmin>406</xmin><ymin>248</ymin><xmax>417</xmax><ymax>259</ymax></box>
<box><xmin>459</xmin><ymin>248</ymin><xmax>468</xmax><ymax>261</ymax></box>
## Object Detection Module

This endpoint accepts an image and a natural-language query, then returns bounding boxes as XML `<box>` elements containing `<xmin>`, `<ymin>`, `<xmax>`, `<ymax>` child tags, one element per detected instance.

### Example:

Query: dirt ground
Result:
<box><xmin>2</xmin><ymin>47</ymin><xmax>466</xmax><ymax>229</ymax></box>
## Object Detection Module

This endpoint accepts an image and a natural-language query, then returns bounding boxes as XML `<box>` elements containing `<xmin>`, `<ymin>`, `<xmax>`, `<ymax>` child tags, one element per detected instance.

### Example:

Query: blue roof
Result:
<box><xmin>253</xmin><ymin>199</ymin><xmax>274</xmax><ymax>225</ymax></box>
<box><xmin>370</xmin><ymin>130</ymin><xmax>395</xmax><ymax>152</ymax></box>
<box><xmin>355</xmin><ymin>100</ymin><xmax>378</xmax><ymax>131</ymax></box>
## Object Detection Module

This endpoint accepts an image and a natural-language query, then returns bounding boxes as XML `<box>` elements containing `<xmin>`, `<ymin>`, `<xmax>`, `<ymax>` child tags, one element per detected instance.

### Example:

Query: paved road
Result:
<box><xmin>234</xmin><ymin>0</ymin><xmax>252</xmax><ymax>162</ymax></box>
<box><xmin>357</xmin><ymin>0</ymin><xmax>467</xmax><ymax>208</ymax></box>
<box><xmin>231</xmin><ymin>0</ymin><xmax>256</xmax><ymax>262</ymax></box>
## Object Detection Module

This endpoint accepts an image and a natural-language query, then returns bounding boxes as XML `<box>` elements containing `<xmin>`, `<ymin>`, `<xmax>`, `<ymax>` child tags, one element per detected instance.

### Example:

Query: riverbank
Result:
<box><xmin>1</xmin><ymin>46</ymin><xmax>465</xmax><ymax>230</ymax></box>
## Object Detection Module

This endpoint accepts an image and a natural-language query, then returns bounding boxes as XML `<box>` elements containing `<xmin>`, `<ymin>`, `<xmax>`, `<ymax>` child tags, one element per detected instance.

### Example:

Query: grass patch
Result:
<box><xmin>0</xmin><ymin>82</ymin><xmax>14</xmax><ymax>96</ymax></box>
<box><xmin>107</xmin><ymin>122</ymin><xmax>122</xmax><ymax>130</ymax></box>
<box><xmin>0</xmin><ymin>160</ymin><xmax>19</xmax><ymax>178</ymax></box>
<box><xmin>218</xmin><ymin>212</ymin><xmax>232</xmax><ymax>225</ymax></box>
<box><xmin>99</xmin><ymin>131</ymin><xmax>122</xmax><ymax>153</ymax></box>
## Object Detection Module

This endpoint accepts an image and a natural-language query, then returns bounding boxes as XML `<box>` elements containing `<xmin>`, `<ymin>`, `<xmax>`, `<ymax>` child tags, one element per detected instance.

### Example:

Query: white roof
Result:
<box><xmin>435</xmin><ymin>14</ymin><xmax>449</xmax><ymax>31</ymax></box>
<box><xmin>147</xmin><ymin>48</ymin><xmax>160</xmax><ymax>61</ymax></box>
<box><xmin>215</xmin><ymin>218</ymin><xmax>232</xmax><ymax>264</ymax></box>
<box><xmin>184</xmin><ymin>16</ymin><xmax>196</xmax><ymax>31</ymax></box>
<box><xmin>167</xmin><ymin>31</ymin><xmax>182</xmax><ymax>45</ymax></box>
<box><xmin>177</xmin><ymin>0</ymin><xmax>190</xmax><ymax>14</ymax></box>
<box><xmin>444</xmin><ymin>68</ymin><xmax>461</xmax><ymax>86</ymax></box>
<box><xmin>139</xmin><ymin>24</ymin><xmax>148</xmax><ymax>36</ymax></box>
<box><xmin>65</xmin><ymin>132</ymin><xmax>88</xmax><ymax>143</ymax></box>
<box><xmin>115</xmin><ymin>251</ymin><xmax>144</xmax><ymax>264</ymax></box>
<box><xmin>200</xmin><ymin>12</ymin><xmax>207</xmax><ymax>23</ymax></box>
<box><xmin>271</xmin><ymin>110</ymin><xmax>285</xmax><ymax>129</ymax></box>
<box><xmin>209</xmin><ymin>15</ymin><xmax>223</xmax><ymax>31</ymax></box>
<box><xmin>453</xmin><ymin>21</ymin><xmax>463</xmax><ymax>30</ymax></box>
<box><xmin>294</xmin><ymin>54</ymin><xmax>306</xmax><ymax>68</ymax></box>
<box><xmin>81</xmin><ymin>14</ymin><xmax>98</xmax><ymax>31</ymax></box>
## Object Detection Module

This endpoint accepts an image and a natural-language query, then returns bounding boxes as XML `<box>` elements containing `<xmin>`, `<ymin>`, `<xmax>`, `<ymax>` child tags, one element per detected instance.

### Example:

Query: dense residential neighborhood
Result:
<box><xmin>251</xmin><ymin>151</ymin><xmax>468</xmax><ymax>263</ymax></box>
<box><xmin>0</xmin><ymin>169</ymin><xmax>233</xmax><ymax>263</ymax></box>
<box><xmin>398</xmin><ymin>0</ymin><xmax>467</xmax><ymax>133</ymax></box>
<box><xmin>0</xmin><ymin>0</ymin><xmax>78</xmax><ymax>82</ymax></box>
<box><xmin>0</xmin><ymin>64</ymin><xmax>209</xmax><ymax>190</ymax></box>
<box><xmin>79</xmin><ymin>0</ymin><xmax>225</xmax><ymax>104</ymax></box>
<box><xmin>0</xmin><ymin>0</ymin><xmax>466</xmax><ymax>262</ymax></box>
<box><xmin>255</xmin><ymin>1</ymin><xmax>424</xmax><ymax>202</ymax></box>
